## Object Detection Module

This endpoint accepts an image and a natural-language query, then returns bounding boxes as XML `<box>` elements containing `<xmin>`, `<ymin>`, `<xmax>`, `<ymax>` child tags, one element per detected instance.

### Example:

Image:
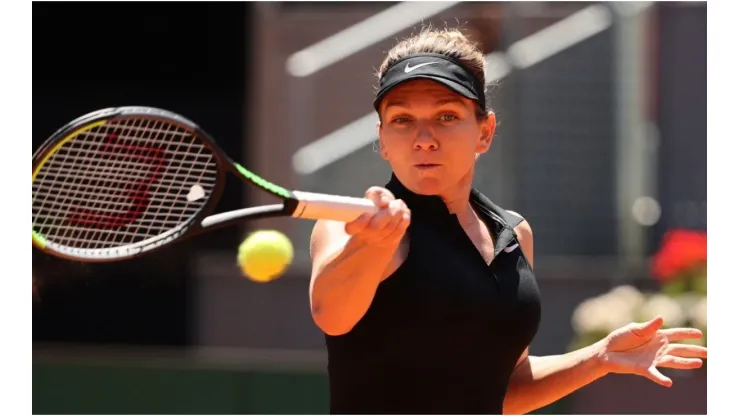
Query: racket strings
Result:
<box><xmin>137</xmin><ymin>124</ymin><xmax>209</xmax><ymax>247</ymax></box>
<box><xmin>39</xmin><ymin>117</ymin><xmax>165</xmax><ymax>244</ymax></box>
<box><xmin>54</xmin><ymin>118</ymin><xmax>163</xmax><ymax>246</ymax></box>
<box><xmin>32</xmin><ymin>118</ymin><xmax>220</xmax><ymax>250</ymax></box>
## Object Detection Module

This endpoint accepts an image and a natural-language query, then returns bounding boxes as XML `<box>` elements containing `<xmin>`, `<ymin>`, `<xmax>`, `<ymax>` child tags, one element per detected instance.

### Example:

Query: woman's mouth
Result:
<box><xmin>414</xmin><ymin>163</ymin><xmax>442</xmax><ymax>170</ymax></box>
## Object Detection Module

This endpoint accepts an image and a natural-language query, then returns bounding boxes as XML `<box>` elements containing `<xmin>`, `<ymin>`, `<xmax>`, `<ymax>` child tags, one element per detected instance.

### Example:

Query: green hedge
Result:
<box><xmin>33</xmin><ymin>363</ymin><xmax>329</xmax><ymax>414</ymax></box>
<box><xmin>33</xmin><ymin>363</ymin><xmax>566</xmax><ymax>414</ymax></box>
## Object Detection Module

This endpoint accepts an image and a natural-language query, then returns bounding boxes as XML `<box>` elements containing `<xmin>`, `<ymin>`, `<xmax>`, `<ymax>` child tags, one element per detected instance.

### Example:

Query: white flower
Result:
<box><xmin>676</xmin><ymin>293</ymin><xmax>701</xmax><ymax>317</ymax></box>
<box><xmin>572</xmin><ymin>288</ymin><xmax>639</xmax><ymax>335</ymax></box>
<box><xmin>572</xmin><ymin>297</ymin><xmax>604</xmax><ymax>334</ymax></box>
<box><xmin>690</xmin><ymin>297</ymin><xmax>707</xmax><ymax>329</ymax></box>
<box><xmin>600</xmin><ymin>290</ymin><xmax>639</xmax><ymax>331</ymax></box>
<box><xmin>609</xmin><ymin>285</ymin><xmax>645</xmax><ymax>311</ymax></box>
<box><xmin>639</xmin><ymin>294</ymin><xmax>686</xmax><ymax>328</ymax></box>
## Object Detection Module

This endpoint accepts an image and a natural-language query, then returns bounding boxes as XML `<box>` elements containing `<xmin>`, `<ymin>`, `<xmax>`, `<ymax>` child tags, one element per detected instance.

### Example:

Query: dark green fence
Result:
<box><xmin>34</xmin><ymin>362</ymin><xmax>570</xmax><ymax>415</ymax></box>
<box><xmin>33</xmin><ymin>363</ymin><xmax>330</xmax><ymax>414</ymax></box>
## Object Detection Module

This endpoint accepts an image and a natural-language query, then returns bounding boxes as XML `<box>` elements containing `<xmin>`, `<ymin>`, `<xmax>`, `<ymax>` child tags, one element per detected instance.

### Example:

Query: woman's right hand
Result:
<box><xmin>344</xmin><ymin>186</ymin><xmax>411</xmax><ymax>249</ymax></box>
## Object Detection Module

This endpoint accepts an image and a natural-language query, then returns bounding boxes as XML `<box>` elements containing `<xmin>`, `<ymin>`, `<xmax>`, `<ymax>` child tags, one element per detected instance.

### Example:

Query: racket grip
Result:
<box><xmin>291</xmin><ymin>191</ymin><xmax>378</xmax><ymax>222</ymax></box>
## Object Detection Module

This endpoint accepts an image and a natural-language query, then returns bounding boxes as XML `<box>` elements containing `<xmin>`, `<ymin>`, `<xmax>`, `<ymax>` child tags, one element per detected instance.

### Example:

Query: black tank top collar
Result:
<box><xmin>385</xmin><ymin>173</ymin><xmax>454</xmax><ymax>219</ymax></box>
<box><xmin>385</xmin><ymin>174</ymin><xmax>519</xmax><ymax>257</ymax></box>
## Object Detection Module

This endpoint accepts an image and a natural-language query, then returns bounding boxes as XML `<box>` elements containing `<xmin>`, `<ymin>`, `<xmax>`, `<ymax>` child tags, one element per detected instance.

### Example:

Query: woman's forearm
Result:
<box><xmin>310</xmin><ymin>237</ymin><xmax>397</xmax><ymax>336</ymax></box>
<box><xmin>503</xmin><ymin>341</ymin><xmax>609</xmax><ymax>415</ymax></box>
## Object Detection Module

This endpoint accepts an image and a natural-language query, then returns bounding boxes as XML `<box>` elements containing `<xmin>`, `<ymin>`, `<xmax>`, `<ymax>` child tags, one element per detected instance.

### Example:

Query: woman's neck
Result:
<box><xmin>438</xmin><ymin>170</ymin><xmax>477</xmax><ymax>226</ymax></box>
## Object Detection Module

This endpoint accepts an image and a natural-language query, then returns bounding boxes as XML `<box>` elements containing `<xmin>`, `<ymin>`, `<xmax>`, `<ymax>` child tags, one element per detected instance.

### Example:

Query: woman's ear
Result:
<box><xmin>376</xmin><ymin>120</ymin><xmax>389</xmax><ymax>160</ymax></box>
<box><xmin>476</xmin><ymin>111</ymin><xmax>496</xmax><ymax>154</ymax></box>
<box><xmin>378</xmin><ymin>140</ymin><xmax>389</xmax><ymax>160</ymax></box>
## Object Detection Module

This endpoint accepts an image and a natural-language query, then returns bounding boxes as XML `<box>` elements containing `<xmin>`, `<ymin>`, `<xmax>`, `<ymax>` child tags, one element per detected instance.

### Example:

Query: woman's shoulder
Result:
<box><xmin>470</xmin><ymin>188</ymin><xmax>526</xmax><ymax>229</ymax></box>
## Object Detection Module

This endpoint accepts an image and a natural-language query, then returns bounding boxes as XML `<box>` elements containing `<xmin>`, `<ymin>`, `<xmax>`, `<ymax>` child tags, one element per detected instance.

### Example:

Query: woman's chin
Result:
<box><xmin>406</xmin><ymin>177</ymin><xmax>446</xmax><ymax>196</ymax></box>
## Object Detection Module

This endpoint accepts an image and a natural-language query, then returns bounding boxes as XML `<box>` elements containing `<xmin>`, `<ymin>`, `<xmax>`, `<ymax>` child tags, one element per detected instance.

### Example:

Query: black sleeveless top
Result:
<box><xmin>325</xmin><ymin>175</ymin><xmax>542</xmax><ymax>414</ymax></box>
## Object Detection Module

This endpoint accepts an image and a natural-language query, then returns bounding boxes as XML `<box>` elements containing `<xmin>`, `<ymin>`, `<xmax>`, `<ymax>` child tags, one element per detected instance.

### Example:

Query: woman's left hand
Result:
<box><xmin>598</xmin><ymin>316</ymin><xmax>707</xmax><ymax>387</ymax></box>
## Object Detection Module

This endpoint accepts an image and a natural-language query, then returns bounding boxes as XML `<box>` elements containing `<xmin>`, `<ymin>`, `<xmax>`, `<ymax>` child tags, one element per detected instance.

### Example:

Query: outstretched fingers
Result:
<box><xmin>645</xmin><ymin>366</ymin><xmax>673</xmax><ymax>387</ymax></box>
<box><xmin>665</xmin><ymin>343</ymin><xmax>707</xmax><ymax>359</ymax></box>
<box><xmin>659</xmin><ymin>328</ymin><xmax>703</xmax><ymax>342</ymax></box>
<box><xmin>656</xmin><ymin>355</ymin><xmax>704</xmax><ymax>370</ymax></box>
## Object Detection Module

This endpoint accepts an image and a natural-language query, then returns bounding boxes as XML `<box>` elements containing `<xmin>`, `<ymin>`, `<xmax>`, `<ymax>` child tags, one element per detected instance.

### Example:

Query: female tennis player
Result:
<box><xmin>308</xmin><ymin>28</ymin><xmax>707</xmax><ymax>414</ymax></box>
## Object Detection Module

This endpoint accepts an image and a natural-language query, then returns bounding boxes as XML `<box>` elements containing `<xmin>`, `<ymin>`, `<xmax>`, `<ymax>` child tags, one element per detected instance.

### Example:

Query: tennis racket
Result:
<box><xmin>32</xmin><ymin>106</ymin><xmax>377</xmax><ymax>262</ymax></box>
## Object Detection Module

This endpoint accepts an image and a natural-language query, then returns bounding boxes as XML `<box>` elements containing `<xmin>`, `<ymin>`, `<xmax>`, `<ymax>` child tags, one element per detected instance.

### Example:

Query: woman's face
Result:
<box><xmin>377</xmin><ymin>79</ymin><xmax>496</xmax><ymax>196</ymax></box>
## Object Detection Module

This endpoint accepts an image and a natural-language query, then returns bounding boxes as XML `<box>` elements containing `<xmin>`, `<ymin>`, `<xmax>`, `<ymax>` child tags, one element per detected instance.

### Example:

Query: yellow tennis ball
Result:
<box><xmin>237</xmin><ymin>230</ymin><xmax>293</xmax><ymax>282</ymax></box>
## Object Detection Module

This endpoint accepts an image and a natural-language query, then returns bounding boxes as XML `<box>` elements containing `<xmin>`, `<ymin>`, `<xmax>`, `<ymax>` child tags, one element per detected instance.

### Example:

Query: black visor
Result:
<box><xmin>373</xmin><ymin>53</ymin><xmax>486</xmax><ymax>113</ymax></box>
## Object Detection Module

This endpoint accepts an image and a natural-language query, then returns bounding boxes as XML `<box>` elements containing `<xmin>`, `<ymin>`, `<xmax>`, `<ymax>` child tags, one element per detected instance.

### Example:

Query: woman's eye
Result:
<box><xmin>392</xmin><ymin>116</ymin><xmax>412</xmax><ymax>124</ymax></box>
<box><xmin>439</xmin><ymin>114</ymin><xmax>458</xmax><ymax>122</ymax></box>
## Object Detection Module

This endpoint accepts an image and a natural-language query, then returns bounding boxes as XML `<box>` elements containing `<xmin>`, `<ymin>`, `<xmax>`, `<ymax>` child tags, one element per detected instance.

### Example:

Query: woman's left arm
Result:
<box><xmin>502</xmin><ymin>213</ymin><xmax>610</xmax><ymax>415</ymax></box>
<box><xmin>502</xmin><ymin>213</ymin><xmax>706</xmax><ymax>415</ymax></box>
<box><xmin>503</xmin><ymin>344</ymin><xmax>609</xmax><ymax>415</ymax></box>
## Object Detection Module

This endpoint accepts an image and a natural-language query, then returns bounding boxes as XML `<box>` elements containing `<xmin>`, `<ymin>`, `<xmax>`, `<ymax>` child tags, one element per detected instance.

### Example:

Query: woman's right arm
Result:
<box><xmin>308</xmin><ymin>187</ymin><xmax>410</xmax><ymax>336</ymax></box>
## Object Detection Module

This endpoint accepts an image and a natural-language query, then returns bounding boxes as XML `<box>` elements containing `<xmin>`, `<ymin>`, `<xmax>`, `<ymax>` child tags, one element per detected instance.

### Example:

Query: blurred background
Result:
<box><xmin>32</xmin><ymin>1</ymin><xmax>707</xmax><ymax>414</ymax></box>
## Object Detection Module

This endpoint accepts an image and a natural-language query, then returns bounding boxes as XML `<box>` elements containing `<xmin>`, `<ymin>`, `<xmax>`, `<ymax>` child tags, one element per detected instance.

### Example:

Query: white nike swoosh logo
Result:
<box><xmin>404</xmin><ymin>62</ymin><xmax>437</xmax><ymax>73</ymax></box>
<box><xmin>503</xmin><ymin>243</ymin><xmax>519</xmax><ymax>253</ymax></box>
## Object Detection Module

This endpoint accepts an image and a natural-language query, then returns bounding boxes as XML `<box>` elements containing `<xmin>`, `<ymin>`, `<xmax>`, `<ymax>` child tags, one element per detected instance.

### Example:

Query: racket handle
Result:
<box><xmin>291</xmin><ymin>191</ymin><xmax>378</xmax><ymax>222</ymax></box>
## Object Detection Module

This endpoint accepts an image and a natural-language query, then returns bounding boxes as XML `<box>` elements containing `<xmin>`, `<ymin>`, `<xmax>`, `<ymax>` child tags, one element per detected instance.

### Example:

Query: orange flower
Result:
<box><xmin>651</xmin><ymin>229</ymin><xmax>707</xmax><ymax>282</ymax></box>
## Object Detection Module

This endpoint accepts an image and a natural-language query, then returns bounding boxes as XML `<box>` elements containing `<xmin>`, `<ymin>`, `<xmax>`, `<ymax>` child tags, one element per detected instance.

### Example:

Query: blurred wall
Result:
<box><xmin>652</xmin><ymin>3</ymin><xmax>707</xmax><ymax>250</ymax></box>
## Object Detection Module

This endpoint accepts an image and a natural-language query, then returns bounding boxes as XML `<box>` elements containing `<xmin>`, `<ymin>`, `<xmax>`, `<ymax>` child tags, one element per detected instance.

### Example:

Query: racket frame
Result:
<box><xmin>33</xmin><ymin>107</ymin><xmax>233</xmax><ymax>261</ymax></box>
<box><xmin>32</xmin><ymin>106</ymin><xmax>375</xmax><ymax>263</ymax></box>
